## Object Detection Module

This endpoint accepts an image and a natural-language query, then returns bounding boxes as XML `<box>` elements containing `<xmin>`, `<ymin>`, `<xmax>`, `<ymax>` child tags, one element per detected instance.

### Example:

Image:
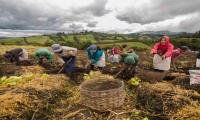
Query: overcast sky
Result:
<box><xmin>0</xmin><ymin>0</ymin><xmax>200</xmax><ymax>37</ymax></box>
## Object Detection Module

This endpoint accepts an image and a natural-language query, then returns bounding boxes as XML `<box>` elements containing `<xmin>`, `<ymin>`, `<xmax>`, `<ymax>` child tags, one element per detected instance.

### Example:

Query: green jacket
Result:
<box><xmin>35</xmin><ymin>48</ymin><xmax>52</xmax><ymax>62</ymax></box>
<box><xmin>119</xmin><ymin>52</ymin><xmax>139</xmax><ymax>66</ymax></box>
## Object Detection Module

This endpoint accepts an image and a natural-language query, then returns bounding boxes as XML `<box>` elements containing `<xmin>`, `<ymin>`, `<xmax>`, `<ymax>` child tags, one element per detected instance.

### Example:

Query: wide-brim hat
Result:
<box><xmin>51</xmin><ymin>44</ymin><xmax>63</xmax><ymax>52</ymax></box>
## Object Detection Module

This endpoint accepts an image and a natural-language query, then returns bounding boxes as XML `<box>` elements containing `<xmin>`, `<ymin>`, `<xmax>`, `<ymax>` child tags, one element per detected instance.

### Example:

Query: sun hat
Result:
<box><xmin>39</xmin><ymin>51</ymin><xmax>46</xmax><ymax>59</ymax></box>
<box><xmin>180</xmin><ymin>46</ymin><xmax>188</xmax><ymax>51</ymax></box>
<box><xmin>51</xmin><ymin>44</ymin><xmax>63</xmax><ymax>52</ymax></box>
<box><xmin>3</xmin><ymin>52</ymin><xmax>11</xmax><ymax>58</ymax></box>
<box><xmin>90</xmin><ymin>44</ymin><xmax>97</xmax><ymax>53</ymax></box>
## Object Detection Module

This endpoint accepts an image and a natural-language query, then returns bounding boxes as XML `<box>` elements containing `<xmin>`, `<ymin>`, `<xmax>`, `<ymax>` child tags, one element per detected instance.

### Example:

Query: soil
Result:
<box><xmin>0</xmin><ymin>50</ymin><xmax>198</xmax><ymax>83</ymax></box>
<box><xmin>1</xmin><ymin>50</ymin><xmax>200</xmax><ymax>120</ymax></box>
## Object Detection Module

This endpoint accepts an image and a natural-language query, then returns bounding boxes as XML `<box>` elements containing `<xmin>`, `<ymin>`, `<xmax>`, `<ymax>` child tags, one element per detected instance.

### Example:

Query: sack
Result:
<box><xmin>189</xmin><ymin>70</ymin><xmax>200</xmax><ymax>85</ymax></box>
<box><xmin>153</xmin><ymin>54</ymin><xmax>171</xmax><ymax>70</ymax></box>
<box><xmin>113</xmin><ymin>48</ymin><xmax>120</xmax><ymax>54</ymax></box>
<box><xmin>196</xmin><ymin>59</ymin><xmax>200</xmax><ymax>67</ymax></box>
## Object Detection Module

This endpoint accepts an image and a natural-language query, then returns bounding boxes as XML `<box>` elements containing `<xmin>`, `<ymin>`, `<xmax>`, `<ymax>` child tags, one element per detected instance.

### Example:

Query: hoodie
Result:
<box><xmin>151</xmin><ymin>36</ymin><xmax>174</xmax><ymax>58</ymax></box>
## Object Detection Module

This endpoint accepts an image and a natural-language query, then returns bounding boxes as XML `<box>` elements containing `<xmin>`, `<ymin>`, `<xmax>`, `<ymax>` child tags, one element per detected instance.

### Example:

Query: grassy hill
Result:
<box><xmin>5</xmin><ymin>31</ymin><xmax>200</xmax><ymax>50</ymax></box>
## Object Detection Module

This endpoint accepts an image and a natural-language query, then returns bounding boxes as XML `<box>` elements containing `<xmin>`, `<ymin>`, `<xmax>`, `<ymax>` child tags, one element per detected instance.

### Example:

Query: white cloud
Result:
<box><xmin>0</xmin><ymin>0</ymin><xmax>200</xmax><ymax>37</ymax></box>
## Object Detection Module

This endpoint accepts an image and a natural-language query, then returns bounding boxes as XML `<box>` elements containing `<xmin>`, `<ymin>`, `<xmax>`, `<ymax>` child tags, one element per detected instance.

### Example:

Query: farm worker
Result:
<box><xmin>192</xmin><ymin>50</ymin><xmax>200</xmax><ymax>68</ymax></box>
<box><xmin>119</xmin><ymin>48</ymin><xmax>138</xmax><ymax>73</ymax></box>
<box><xmin>86</xmin><ymin>44</ymin><xmax>106</xmax><ymax>71</ymax></box>
<box><xmin>171</xmin><ymin>46</ymin><xmax>189</xmax><ymax>71</ymax></box>
<box><xmin>35</xmin><ymin>48</ymin><xmax>53</xmax><ymax>65</ymax></box>
<box><xmin>112</xmin><ymin>44</ymin><xmax>120</xmax><ymax>63</ymax></box>
<box><xmin>150</xmin><ymin>36</ymin><xmax>174</xmax><ymax>72</ymax></box>
<box><xmin>106</xmin><ymin>48</ymin><xmax>113</xmax><ymax>62</ymax></box>
<box><xmin>50</xmin><ymin>44</ymin><xmax>77</xmax><ymax>76</ymax></box>
<box><xmin>3</xmin><ymin>48</ymin><xmax>31</xmax><ymax>66</ymax></box>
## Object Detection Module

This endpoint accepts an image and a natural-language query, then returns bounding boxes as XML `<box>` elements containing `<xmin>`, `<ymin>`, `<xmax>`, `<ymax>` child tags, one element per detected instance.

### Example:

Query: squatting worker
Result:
<box><xmin>150</xmin><ymin>36</ymin><xmax>174</xmax><ymax>72</ymax></box>
<box><xmin>86</xmin><ymin>44</ymin><xmax>106</xmax><ymax>71</ymax></box>
<box><xmin>119</xmin><ymin>48</ymin><xmax>139</xmax><ymax>74</ymax></box>
<box><xmin>171</xmin><ymin>46</ymin><xmax>189</xmax><ymax>71</ymax></box>
<box><xmin>35</xmin><ymin>48</ymin><xmax>53</xmax><ymax>65</ymax></box>
<box><xmin>50</xmin><ymin>44</ymin><xmax>77</xmax><ymax>76</ymax></box>
<box><xmin>3</xmin><ymin>48</ymin><xmax>31</xmax><ymax>66</ymax></box>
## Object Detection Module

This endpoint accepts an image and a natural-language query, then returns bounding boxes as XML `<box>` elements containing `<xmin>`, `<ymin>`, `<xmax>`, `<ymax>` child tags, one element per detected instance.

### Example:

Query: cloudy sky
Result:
<box><xmin>0</xmin><ymin>0</ymin><xmax>200</xmax><ymax>37</ymax></box>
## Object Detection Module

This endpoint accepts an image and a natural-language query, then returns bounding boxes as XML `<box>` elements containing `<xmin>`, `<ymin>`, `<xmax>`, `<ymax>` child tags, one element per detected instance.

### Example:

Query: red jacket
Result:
<box><xmin>151</xmin><ymin>36</ymin><xmax>174</xmax><ymax>58</ymax></box>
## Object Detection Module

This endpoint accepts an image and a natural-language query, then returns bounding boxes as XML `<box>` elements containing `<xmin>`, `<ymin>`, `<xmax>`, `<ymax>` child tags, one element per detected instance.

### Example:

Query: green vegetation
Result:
<box><xmin>0</xmin><ymin>37</ymin><xmax>24</xmax><ymax>44</ymax></box>
<box><xmin>76</xmin><ymin>34</ymin><xmax>96</xmax><ymax>43</ymax></box>
<box><xmin>1</xmin><ymin>30</ymin><xmax>200</xmax><ymax>51</ymax></box>
<box><xmin>97</xmin><ymin>42</ymin><xmax>151</xmax><ymax>51</ymax></box>
<box><xmin>26</xmin><ymin>36</ymin><xmax>54</xmax><ymax>44</ymax></box>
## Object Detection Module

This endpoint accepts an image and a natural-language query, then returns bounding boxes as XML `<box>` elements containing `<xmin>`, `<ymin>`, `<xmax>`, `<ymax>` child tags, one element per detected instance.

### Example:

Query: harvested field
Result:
<box><xmin>0</xmin><ymin>46</ymin><xmax>200</xmax><ymax>120</ymax></box>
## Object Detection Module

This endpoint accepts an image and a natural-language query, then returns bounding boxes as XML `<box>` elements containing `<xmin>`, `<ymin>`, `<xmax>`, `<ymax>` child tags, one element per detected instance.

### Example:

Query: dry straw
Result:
<box><xmin>137</xmin><ymin>82</ymin><xmax>200</xmax><ymax>119</ymax></box>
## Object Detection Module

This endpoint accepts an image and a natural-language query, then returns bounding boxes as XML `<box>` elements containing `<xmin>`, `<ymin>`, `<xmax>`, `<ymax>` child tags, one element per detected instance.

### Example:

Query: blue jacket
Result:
<box><xmin>86</xmin><ymin>47</ymin><xmax>103</xmax><ymax>64</ymax></box>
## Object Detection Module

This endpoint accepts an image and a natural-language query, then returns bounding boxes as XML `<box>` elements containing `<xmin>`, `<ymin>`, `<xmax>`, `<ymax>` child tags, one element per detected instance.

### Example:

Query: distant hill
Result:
<box><xmin>0</xmin><ymin>36</ymin><xmax>14</xmax><ymax>40</ymax></box>
<box><xmin>129</xmin><ymin>30</ymin><xmax>194</xmax><ymax>36</ymax></box>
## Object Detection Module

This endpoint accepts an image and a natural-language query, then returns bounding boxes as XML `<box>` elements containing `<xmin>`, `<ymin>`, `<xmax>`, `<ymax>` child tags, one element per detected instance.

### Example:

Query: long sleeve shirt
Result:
<box><xmin>35</xmin><ymin>48</ymin><xmax>53</xmax><ymax>62</ymax></box>
<box><xmin>87</xmin><ymin>47</ymin><xmax>103</xmax><ymax>64</ymax></box>
<box><xmin>54</xmin><ymin>46</ymin><xmax>77</xmax><ymax>64</ymax></box>
<box><xmin>151</xmin><ymin>36</ymin><xmax>174</xmax><ymax>58</ymax></box>
<box><xmin>7</xmin><ymin>48</ymin><xmax>24</xmax><ymax>66</ymax></box>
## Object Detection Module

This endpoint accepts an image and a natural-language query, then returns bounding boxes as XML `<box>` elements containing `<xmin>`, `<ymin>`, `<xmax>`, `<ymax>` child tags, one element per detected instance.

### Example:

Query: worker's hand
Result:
<box><xmin>150</xmin><ymin>52</ymin><xmax>154</xmax><ymax>55</ymax></box>
<box><xmin>161</xmin><ymin>55</ymin><xmax>165</xmax><ymax>60</ymax></box>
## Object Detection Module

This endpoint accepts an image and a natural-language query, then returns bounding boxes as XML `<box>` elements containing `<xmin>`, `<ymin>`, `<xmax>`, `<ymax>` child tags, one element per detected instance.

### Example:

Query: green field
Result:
<box><xmin>63</xmin><ymin>35</ymin><xmax>75</xmax><ymax>42</ymax></box>
<box><xmin>97</xmin><ymin>42</ymin><xmax>151</xmax><ymax>50</ymax></box>
<box><xmin>76</xmin><ymin>34</ymin><xmax>96</xmax><ymax>43</ymax></box>
<box><xmin>0</xmin><ymin>38</ymin><xmax>24</xmax><ymax>44</ymax></box>
<box><xmin>26</xmin><ymin>36</ymin><xmax>54</xmax><ymax>44</ymax></box>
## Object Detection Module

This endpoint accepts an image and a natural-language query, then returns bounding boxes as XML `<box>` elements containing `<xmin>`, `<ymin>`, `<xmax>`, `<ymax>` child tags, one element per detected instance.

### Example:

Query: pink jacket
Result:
<box><xmin>151</xmin><ymin>36</ymin><xmax>174</xmax><ymax>58</ymax></box>
<box><xmin>171</xmin><ymin>48</ymin><xmax>182</xmax><ymax>63</ymax></box>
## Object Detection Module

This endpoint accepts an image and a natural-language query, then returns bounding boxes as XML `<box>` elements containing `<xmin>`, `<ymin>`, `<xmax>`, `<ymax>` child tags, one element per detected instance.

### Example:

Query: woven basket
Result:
<box><xmin>80</xmin><ymin>78</ymin><xmax>124</xmax><ymax>111</ymax></box>
<box><xmin>138</xmin><ymin>69</ymin><xmax>166</xmax><ymax>83</ymax></box>
<box><xmin>0</xmin><ymin>63</ymin><xmax>16</xmax><ymax>75</ymax></box>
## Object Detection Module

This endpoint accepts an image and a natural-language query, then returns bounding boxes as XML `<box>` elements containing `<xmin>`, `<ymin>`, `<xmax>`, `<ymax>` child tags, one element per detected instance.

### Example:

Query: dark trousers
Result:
<box><xmin>62</xmin><ymin>56</ymin><xmax>76</xmax><ymax>73</ymax></box>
